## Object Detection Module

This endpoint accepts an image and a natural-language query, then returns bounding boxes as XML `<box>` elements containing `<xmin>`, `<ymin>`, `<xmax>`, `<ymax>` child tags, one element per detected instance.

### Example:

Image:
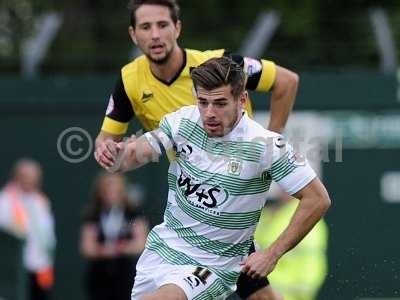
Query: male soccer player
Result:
<box><xmin>100</xmin><ymin>57</ymin><xmax>331</xmax><ymax>300</ymax></box>
<box><xmin>95</xmin><ymin>1</ymin><xmax>298</xmax><ymax>299</ymax></box>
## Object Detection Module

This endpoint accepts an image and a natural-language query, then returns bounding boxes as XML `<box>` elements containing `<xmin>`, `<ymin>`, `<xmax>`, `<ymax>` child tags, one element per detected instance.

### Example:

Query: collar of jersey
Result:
<box><xmin>149</xmin><ymin>48</ymin><xmax>187</xmax><ymax>86</ymax></box>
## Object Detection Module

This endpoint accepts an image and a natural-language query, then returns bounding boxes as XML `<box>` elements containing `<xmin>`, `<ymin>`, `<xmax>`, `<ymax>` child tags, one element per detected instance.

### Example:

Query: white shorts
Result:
<box><xmin>131</xmin><ymin>249</ymin><xmax>231</xmax><ymax>300</ymax></box>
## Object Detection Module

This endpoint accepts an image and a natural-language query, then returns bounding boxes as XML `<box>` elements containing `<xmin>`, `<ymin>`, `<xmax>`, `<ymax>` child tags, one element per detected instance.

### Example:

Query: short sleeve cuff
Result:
<box><xmin>144</xmin><ymin>130</ymin><xmax>174</xmax><ymax>155</ymax></box>
<box><xmin>284</xmin><ymin>172</ymin><xmax>316</xmax><ymax>195</ymax></box>
<box><xmin>277</xmin><ymin>164</ymin><xmax>317</xmax><ymax>195</ymax></box>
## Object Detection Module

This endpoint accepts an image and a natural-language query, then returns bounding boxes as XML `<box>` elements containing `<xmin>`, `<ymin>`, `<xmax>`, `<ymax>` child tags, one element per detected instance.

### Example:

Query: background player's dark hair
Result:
<box><xmin>190</xmin><ymin>57</ymin><xmax>245</xmax><ymax>99</ymax></box>
<box><xmin>128</xmin><ymin>0</ymin><xmax>180</xmax><ymax>28</ymax></box>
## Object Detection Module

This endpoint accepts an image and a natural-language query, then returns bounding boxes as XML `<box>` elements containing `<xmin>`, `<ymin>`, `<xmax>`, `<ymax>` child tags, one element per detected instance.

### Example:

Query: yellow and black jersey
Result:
<box><xmin>101</xmin><ymin>48</ymin><xmax>276</xmax><ymax>134</ymax></box>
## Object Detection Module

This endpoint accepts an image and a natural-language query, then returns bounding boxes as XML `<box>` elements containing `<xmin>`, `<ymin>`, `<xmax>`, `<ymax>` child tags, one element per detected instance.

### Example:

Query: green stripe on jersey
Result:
<box><xmin>271</xmin><ymin>151</ymin><xmax>297</xmax><ymax>181</ymax></box>
<box><xmin>168</xmin><ymin>173</ymin><xmax>177</xmax><ymax>191</ymax></box>
<box><xmin>164</xmin><ymin>204</ymin><xmax>252</xmax><ymax>257</ymax></box>
<box><xmin>160</xmin><ymin>118</ymin><xmax>173</xmax><ymax>139</ymax></box>
<box><xmin>146</xmin><ymin>230</ymin><xmax>239</xmax><ymax>287</ymax></box>
<box><xmin>174</xmin><ymin>183</ymin><xmax>261</xmax><ymax>230</ymax></box>
<box><xmin>178</xmin><ymin>119</ymin><xmax>264</xmax><ymax>162</ymax></box>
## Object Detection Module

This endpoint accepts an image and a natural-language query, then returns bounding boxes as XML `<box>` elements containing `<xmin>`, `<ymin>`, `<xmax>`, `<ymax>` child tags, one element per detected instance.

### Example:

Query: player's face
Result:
<box><xmin>129</xmin><ymin>5</ymin><xmax>181</xmax><ymax>65</ymax></box>
<box><xmin>197</xmin><ymin>85</ymin><xmax>246</xmax><ymax>137</ymax></box>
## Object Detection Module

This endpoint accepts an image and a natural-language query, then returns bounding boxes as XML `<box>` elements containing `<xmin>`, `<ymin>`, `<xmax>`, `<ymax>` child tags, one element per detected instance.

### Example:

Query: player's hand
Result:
<box><xmin>240</xmin><ymin>248</ymin><xmax>280</xmax><ymax>279</ymax></box>
<box><xmin>94</xmin><ymin>139</ymin><xmax>118</xmax><ymax>169</ymax></box>
<box><xmin>108</xmin><ymin>135</ymin><xmax>137</xmax><ymax>173</ymax></box>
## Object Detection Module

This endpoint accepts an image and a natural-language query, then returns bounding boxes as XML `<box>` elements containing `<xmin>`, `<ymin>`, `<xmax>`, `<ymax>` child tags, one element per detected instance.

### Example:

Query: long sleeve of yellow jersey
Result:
<box><xmin>101</xmin><ymin>75</ymin><xmax>134</xmax><ymax>135</ymax></box>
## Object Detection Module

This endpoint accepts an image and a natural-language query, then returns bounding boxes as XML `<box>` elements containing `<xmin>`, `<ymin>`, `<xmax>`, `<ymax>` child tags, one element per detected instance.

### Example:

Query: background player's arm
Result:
<box><xmin>242</xmin><ymin>178</ymin><xmax>331</xmax><ymax>278</ymax></box>
<box><xmin>94</xmin><ymin>131</ymin><xmax>123</xmax><ymax>169</ymax></box>
<box><xmin>225</xmin><ymin>52</ymin><xmax>298</xmax><ymax>133</ymax></box>
<box><xmin>268</xmin><ymin>65</ymin><xmax>299</xmax><ymax>133</ymax></box>
<box><xmin>95</xmin><ymin>74</ymin><xmax>134</xmax><ymax>168</ymax></box>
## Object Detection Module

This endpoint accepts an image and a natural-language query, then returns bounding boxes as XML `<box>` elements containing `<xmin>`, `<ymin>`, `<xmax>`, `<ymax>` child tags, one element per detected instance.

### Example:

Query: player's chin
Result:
<box><xmin>149</xmin><ymin>53</ymin><xmax>168</xmax><ymax>64</ymax></box>
<box><xmin>205</xmin><ymin>129</ymin><xmax>223</xmax><ymax>137</ymax></box>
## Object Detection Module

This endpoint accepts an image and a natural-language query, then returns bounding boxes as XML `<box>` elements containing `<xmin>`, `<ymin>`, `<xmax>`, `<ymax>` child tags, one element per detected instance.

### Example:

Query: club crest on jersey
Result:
<box><xmin>227</xmin><ymin>158</ymin><xmax>243</xmax><ymax>176</ymax></box>
<box><xmin>141</xmin><ymin>90</ymin><xmax>153</xmax><ymax>102</ymax></box>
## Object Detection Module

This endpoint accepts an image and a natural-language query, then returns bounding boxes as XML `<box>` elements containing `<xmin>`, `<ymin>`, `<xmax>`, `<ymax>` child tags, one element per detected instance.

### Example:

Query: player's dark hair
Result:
<box><xmin>128</xmin><ymin>0</ymin><xmax>180</xmax><ymax>27</ymax></box>
<box><xmin>190</xmin><ymin>56</ymin><xmax>245</xmax><ymax>99</ymax></box>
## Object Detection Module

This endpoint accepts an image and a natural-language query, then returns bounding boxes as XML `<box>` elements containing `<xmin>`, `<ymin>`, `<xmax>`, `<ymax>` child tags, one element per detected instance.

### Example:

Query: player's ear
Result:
<box><xmin>174</xmin><ymin>20</ymin><xmax>182</xmax><ymax>39</ymax></box>
<box><xmin>239</xmin><ymin>91</ymin><xmax>248</xmax><ymax>108</ymax></box>
<box><xmin>128</xmin><ymin>26</ymin><xmax>138</xmax><ymax>45</ymax></box>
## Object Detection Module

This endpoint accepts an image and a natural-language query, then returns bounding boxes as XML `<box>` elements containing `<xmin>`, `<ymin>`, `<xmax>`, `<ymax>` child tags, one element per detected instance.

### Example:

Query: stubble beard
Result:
<box><xmin>147</xmin><ymin>46</ymin><xmax>174</xmax><ymax>65</ymax></box>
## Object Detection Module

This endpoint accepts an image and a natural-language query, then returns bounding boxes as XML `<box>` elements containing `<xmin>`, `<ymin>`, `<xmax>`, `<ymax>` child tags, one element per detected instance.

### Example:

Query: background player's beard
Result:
<box><xmin>147</xmin><ymin>47</ymin><xmax>174</xmax><ymax>65</ymax></box>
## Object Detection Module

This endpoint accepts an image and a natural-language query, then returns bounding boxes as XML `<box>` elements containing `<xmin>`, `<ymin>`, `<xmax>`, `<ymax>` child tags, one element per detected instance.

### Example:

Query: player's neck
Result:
<box><xmin>149</xmin><ymin>46</ymin><xmax>184</xmax><ymax>83</ymax></box>
<box><xmin>229</xmin><ymin>110</ymin><xmax>245</xmax><ymax>133</ymax></box>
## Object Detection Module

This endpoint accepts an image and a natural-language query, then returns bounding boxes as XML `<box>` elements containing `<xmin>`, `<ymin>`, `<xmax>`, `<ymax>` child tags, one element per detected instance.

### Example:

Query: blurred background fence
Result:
<box><xmin>2</xmin><ymin>0</ymin><xmax>400</xmax><ymax>74</ymax></box>
<box><xmin>1</xmin><ymin>0</ymin><xmax>400</xmax><ymax>299</ymax></box>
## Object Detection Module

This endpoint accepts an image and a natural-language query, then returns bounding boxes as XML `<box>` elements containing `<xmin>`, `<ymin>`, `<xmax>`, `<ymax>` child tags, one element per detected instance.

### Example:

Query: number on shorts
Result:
<box><xmin>192</xmin><ymin>267</ymin><xmax>211</xmax><ymax>284</ymax></box>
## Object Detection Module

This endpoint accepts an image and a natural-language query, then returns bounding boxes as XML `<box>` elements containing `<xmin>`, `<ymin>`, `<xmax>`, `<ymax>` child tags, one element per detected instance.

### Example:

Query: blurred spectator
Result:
<box><xmin>254</xmin><ymin>187</ymin><xmax>329</xmax><ymax>300</ymax></box>
<box><xmin>0</xmin><ymin>158</ymin><xmax>56</xmax><ymax>300</ymax></box>
<box><xmin>80</xmin><ymin>172</ymin><xmax>148</xmax><ymax>300</ymax></box>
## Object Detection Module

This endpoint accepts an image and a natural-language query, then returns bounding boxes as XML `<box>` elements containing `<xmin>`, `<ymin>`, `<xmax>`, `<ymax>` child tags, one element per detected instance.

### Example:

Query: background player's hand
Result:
<box><xmin>240</xmin><ymin>248</ymin><xmax>280</xmax><ymax>279</ymax></box>
<box><xmin>94</xmin><ymin>139</ymin><xmax>118</xmax><ymax>169</ymax></box>
<box><xmin>107</xmin><ymin>135</ymin><xmax>137</xmax><ymax>173</ymax></box>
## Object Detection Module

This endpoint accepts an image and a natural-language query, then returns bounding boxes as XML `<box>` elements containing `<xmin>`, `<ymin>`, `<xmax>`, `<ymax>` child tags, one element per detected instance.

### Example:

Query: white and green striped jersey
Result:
<box><xmin>144</xmin><ymin>105</ymin><xmax>316</xmax><ymax>293</ymax></box>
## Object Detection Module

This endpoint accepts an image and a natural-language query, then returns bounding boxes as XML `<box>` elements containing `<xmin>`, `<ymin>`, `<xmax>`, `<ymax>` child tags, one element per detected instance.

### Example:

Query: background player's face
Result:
<box><xmin>197</xmin><ymin>85</ymin><xmax>246</xmax><ymax>137</ymax></box>
<box><xmin>129</xmin><ymin>4</ymin><xmax>181</xmax><ymax>65</ymax></box>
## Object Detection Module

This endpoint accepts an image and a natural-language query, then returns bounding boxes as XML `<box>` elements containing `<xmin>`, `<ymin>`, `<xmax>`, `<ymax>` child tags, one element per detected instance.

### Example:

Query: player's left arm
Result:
<box><xmin>242</xmin><ymin>178</ymin><xmax>330</xmax><ymax>279</ymax></box>
<box><xmin>266</xmin><ymin>178</ymin><xmax>330</xmax><ymax>263</ymax></box>
<box><xmin>241</xmin><ymin>137</ymin><xmax>330</xmax><ymax>278</ymax></box>
<box><xmin>224</xmin><ymin>52</ymin><xmax>299</xmax><ymax>133</ymax></box>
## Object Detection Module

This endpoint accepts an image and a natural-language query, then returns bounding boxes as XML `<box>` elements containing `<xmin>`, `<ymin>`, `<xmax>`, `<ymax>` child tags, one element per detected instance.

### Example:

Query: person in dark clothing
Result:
<box><xmin>80</xmin><ymin>172</ymin><xmax>148</xmax><ymax>300</ymax></box>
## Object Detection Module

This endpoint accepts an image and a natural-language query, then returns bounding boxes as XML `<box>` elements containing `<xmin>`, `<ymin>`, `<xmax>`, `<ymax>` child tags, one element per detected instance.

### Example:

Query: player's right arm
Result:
<box><xmin>95</xmin><ymin>74</ymin><xmax>134</xmax><ymax>168</ymax></box>
<box><xmin>115</xmin><ymin>132</ymin><xmax>162</xmax><ymax>172</ymax></box>
<box><xmin>104</xmin><ymin>110</ymin><xmax>178</xmax><ymax>173</ymax></box>
<box><xmin>101</xmin><ymin>126</ymin><xmax>171</xmax><ymax>172</ymax></box>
